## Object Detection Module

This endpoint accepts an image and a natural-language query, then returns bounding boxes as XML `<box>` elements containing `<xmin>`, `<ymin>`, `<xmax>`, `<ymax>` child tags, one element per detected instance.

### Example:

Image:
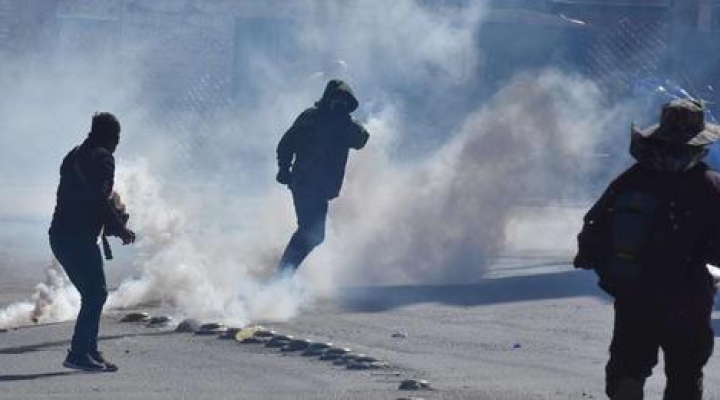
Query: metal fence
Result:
<box><xmin>586</xmin><ymin>18</ymin><xmax>671</xmax><ymax>97</ymax></box>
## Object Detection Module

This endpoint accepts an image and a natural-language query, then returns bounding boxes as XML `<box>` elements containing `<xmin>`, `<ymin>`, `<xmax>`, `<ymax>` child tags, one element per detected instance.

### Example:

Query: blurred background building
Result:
<box><xmin>1</xmin><ymin>0</ymin><xmax>718</xmax><ymax>106</ymax></box>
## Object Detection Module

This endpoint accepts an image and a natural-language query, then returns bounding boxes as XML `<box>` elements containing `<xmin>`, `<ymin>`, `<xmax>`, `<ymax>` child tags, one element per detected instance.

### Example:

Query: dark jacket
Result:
<box><xmin>277</xmin><ymin>80</ymin><xmax>369</xmax><ymax>199</ymax></box>
<box><xmin>575</xmin><ymin>137</ymin><xmax>720</xmax><ymax>297</ymax></box>
<box><xmin>49</xmin><ymin>138</ymin><xmax>126</xmax><ymax>239</ymax></box>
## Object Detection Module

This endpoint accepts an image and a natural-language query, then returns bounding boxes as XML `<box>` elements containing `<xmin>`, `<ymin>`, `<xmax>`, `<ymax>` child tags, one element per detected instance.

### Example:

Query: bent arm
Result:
<box><xmin>93</xmin><ymin>152</ymin><xmax>127</xmax><ymax>234</ymax></box>
<box><xmin>348</xmin><ymin>120</ymin><xmax>369</xmax><ymax>150</ymax></box>
<box><xmin>278</xmin><ymin>111</ymin><xmax>312</xmax><ymax>170</ymax></box>
<box><xmin>574</xmin><ymin>184</ymin><xmax>616</xmax><ymax>270</ymax></box>
<box><xmin>277</xmin><ymin>126</ymin><xmax>298</xmax><ymax>171</ymax></box>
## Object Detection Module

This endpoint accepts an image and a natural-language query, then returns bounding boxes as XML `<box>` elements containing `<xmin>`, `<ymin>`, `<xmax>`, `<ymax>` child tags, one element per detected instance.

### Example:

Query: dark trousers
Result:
<box><xmin>278</xmin><ymin>187</ymin><xmax>328</xmax><ymax>272</ymax></box>
<box><xmin>50</xmin><ymin>235</ymin><xmax>108</xmax><ymax>355</ymax></box>
<box><xmin>605</xmin><ymin>293</ymin><xmax>714</xmax><ymax>400</ymax></box>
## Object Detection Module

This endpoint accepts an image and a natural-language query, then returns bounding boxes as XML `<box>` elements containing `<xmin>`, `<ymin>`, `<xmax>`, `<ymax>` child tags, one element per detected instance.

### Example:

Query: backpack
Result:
<box><xmin>574</xmin><ymin>186</ymin><xmax>670</xmax><ymax>296</ymax></box>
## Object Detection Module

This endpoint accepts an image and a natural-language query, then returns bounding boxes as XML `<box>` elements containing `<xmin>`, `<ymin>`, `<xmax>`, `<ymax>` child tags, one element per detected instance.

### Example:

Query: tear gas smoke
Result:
<box><xmin>0</xmin><ymin>1</ymin><xmax>635</xmax><ymax>329</ymax></box>
<box><xmin>321</xmin><ymin>70</ymin><xmax>623</xmax><ymax>284</ymax></box>
<box><xmin>0</xmin><ymin>259</ymin><xmax>78</xmax><ymax>328</ymax></box>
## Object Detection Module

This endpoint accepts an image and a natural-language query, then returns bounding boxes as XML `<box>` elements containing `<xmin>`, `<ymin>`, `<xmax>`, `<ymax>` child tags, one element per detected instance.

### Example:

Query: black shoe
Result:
<box><xmin>63</xmin><ymin>351</ymin><xmax>106</xmax><ymax>372</ymax></box>
<box><xmin>89</xmin><ymin>351</ymin><xmax>118</xmax><ymax>372</ymax></box>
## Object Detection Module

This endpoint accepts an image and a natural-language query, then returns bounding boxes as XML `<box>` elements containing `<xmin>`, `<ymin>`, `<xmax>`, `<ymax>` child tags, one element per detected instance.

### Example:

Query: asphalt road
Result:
<box><xmin>4</xmin><ymin>267</ymin><xmax>720</xmax><ymax>400</ymax></box>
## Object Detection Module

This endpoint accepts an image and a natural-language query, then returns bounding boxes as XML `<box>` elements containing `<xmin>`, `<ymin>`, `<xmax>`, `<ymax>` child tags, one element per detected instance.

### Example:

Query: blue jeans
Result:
<box><xmin>278</xmin><ymin>187</ymin><xmax>328</xmax><ymax>272</ymax></box>
<box><xmin>50</xmin><ymin>235</ymin><xmax>107</xmax><ymax>354</ymax></box>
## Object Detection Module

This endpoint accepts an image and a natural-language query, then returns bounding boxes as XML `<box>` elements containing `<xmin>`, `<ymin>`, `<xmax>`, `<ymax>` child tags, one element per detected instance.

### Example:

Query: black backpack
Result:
<box><xmin>575</xmin><ymin>186</ymin><xmax>670</xmax><ymax>296</ymax></box>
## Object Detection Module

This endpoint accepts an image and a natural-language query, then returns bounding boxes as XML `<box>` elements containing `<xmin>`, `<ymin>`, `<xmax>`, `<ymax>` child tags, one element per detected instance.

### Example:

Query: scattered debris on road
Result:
<box><xmin>265</xmin><ymin>334</ymin><xmax>294</xmax><ymax>347</ymax></box>
<box><xmin>319</xmin><ymin>347</ymin><xmax>351</xmax><ymax>360</ymax></box>
<box><xmin>146</xmin><ymin>315</ymin><xmax>172</xmax><ymax>328</ymax></box>
<box><xmin>195</xmin><ymin>322</ymin><xmax>228</xmax><ymax>335</ymax></box>
<box><xmin>281</xmin><ymin>339</ymin><xmax>311</xmax><ymax>352</ymax></box>
<box><xmin>301</xmin><ymin>342</ymin><xmax>333</xmax><ymax>356</ymax></box>
<box><xmin>175</xmin><ymin>318</ymin><xmax>201</xmax><ymax>333</ymax></box>
<box><xmin>120</xmin><ymin>312</ymin><xmax>150</xmax><ymax>322</ymax></box>
<box><xmin>218</xmin><ymin>327</ymin><xmax>242</xmax><ymax>339</ymax></box>
<box><xmin>399</xmin><ymin>379</ymin><xmax>432</xmax><ymax>391</ymax></box>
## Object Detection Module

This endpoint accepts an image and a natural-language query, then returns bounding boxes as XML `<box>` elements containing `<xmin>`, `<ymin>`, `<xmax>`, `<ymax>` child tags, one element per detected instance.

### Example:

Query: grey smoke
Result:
<box><xmin>0</xmin><ymin>1</ymin><xmax>642</xmax><ymax>327</ymax></box>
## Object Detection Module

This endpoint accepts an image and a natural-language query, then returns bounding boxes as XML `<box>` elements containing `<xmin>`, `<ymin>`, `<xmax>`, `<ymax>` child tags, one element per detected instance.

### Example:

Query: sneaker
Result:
<box><xmin>63</xmin><ymin>351</ymin><xmax>106</xmax><ymax>372</ymax></box>
<box><xmin>89</xmin><ymin>351</ymin><xmax>118</xmax><ymax>372</ymax></box>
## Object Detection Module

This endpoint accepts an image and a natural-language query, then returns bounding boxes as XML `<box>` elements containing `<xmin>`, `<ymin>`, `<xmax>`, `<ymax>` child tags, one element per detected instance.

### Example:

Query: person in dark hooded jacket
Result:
<box><xmin>49</xmin><ymin>112</ymin><xmax>135</xmax><ymax>372</ymax></box>
<box><xmin>275</xmin><ymin>79</ymin><xmax>369</xmax><ymax>273</ymax></box>
<box><xmin>574</xmin><ymin>98</ymin><xmax>720</xmax><ymax>400</ymax></box>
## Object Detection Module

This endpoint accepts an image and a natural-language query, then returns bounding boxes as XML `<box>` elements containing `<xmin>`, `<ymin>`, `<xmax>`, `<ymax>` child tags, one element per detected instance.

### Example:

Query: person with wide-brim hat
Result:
<box><xmin>574</xmin><ymin>98</ymin><xmax>720</xmax><ymax>399</ymax></box>
<box><xmin>629</xmin><ymin>98</ymin><xmax>720</xmax><ymax>173</ymax></box>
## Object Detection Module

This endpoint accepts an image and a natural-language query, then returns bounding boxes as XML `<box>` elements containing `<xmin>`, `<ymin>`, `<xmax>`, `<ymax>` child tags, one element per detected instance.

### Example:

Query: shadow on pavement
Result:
<box><xmin>340</xmin><ymin>269</ymin><xmax>609</xmax><ymax>312</ymax></box>
<box><xmin>0</xmin><ymin>331</ymin><xmax>179</xmax><ymax>355</ymax></box>
<box><xmin>0</xmin><ymin>371</ymin><xmax>81</xmax><ymax>382</ymax></box>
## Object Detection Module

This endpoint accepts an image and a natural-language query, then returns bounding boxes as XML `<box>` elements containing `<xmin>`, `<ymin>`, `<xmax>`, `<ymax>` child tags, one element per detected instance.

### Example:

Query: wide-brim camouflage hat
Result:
<box><xmin>632</xmin><ymin>98</ymin><xmax>720</xmax><ymax>146</ymax></box>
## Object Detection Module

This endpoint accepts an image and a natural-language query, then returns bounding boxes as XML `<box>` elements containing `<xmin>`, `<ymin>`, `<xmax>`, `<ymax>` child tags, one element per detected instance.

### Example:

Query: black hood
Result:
<box><xmin>316</xmin><ymin>79</ymin><xmax>359</xmax><ymax>113</ymax></box>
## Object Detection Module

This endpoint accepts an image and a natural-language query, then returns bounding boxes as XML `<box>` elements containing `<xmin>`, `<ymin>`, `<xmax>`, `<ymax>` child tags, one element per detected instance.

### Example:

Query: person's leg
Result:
<box><xmin>50</xmin><ymin>235</ymin><xmax>109</xmax><ymax>370</ymax></box>
<box><xmin>661</xmin><ymin>292</ymin><xmax>714</xmax><ymax>400</ymax></box>
<box><xmin>278</xmin><ymin>188</ymin><xmax>328</xmax><ymax>272</ymax></box>
<box><xmin>81</xmin><ymin>245</ymin><xmax>107</xmax><ymax>356</ymax></box>
<box><xmin>606</xmin><ymin>299</ymin><xmax>660</xmax><ymax>399</ymax></box>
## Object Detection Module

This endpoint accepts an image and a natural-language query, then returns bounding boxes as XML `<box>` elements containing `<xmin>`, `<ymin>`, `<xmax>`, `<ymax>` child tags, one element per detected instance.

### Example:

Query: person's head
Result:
<box><xmin>633</xmin><ymin>98</ymin><xmax>720</xmax><ymax>146</ymax></box>
<box><xmin>318</xmin><ymin>79</ymin><xmax>359</xmax><ymax>114</ymax></box>
<box><xmin>329</xmin><ymin>91</ymin><xmax>354</xmax><ymax>113</ymax></box>
<box><xmin>630</xmin><ymin>98</ymin><xmax>720</xmax><ymax>171</ymax></box>
<box><xmin>88</xmin><ymin>112</ymin><xmax>121</xmax><ymax>152</ymax></box>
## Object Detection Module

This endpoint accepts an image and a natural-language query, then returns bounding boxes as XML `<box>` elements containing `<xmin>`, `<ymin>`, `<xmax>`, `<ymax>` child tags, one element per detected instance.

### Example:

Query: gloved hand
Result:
<box><xmin>120</xmin><ymin>228</ymin><xmax>136</xmax><ymax>245</ymax></box>
<box><xmin>276</xmin><ymin>168</ymin><xmax>292</xmax><ymax>185</ymax></box>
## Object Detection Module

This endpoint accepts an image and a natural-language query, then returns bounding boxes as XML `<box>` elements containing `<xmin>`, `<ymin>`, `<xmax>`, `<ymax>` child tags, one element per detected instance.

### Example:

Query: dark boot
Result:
<box><xmin>63</xmin><ymin>350</ymin><xmax>106</xmax><ymax>372</ymax></box>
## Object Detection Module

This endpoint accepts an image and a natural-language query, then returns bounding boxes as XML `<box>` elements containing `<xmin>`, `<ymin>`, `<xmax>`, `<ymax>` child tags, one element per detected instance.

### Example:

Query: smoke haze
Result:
<box><xmin>0</xmin><ymin>1</ymin><xmax>638</xmax><ymax>328</ymax></box>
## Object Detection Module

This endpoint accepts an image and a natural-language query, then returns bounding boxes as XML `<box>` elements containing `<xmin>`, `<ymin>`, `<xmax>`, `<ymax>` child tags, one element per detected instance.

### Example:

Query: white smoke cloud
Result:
<box><xmin>0</xmin><ymin>302</ymin><xmax>34</xmax><ymax>330</ymax></box>
<box><xmin>106</xmin><ymin>160</ymin><xmax>306</xmax><ymax>325</ymax></box>
<box><xmin>0</xmin><ymin>1</ymin><xmax>636</xmax><ymax>329</ymax></box>
<box><xmin>318</xmin><ymin>70</ymin><xmax>619</xmax><ymax>284</ymax></box>
<box><xmin>0</xmin><ymin>259</ymin><xmax>78</xmax><ymax>327</ymax></box>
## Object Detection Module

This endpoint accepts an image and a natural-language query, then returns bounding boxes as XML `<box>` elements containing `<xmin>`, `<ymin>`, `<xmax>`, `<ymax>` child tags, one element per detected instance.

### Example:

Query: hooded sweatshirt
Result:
<box><xmin>277</xmin><ymin>80</ymin><xmax>369</xmax><ymax>199</ymax></box>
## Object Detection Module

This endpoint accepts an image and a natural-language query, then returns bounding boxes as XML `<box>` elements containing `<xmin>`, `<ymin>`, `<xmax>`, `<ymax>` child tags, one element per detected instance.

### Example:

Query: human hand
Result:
<box><xmin>120</xmin><ymin>228</ymin><xmax>136</xmax><ymax>245</ymax></box>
